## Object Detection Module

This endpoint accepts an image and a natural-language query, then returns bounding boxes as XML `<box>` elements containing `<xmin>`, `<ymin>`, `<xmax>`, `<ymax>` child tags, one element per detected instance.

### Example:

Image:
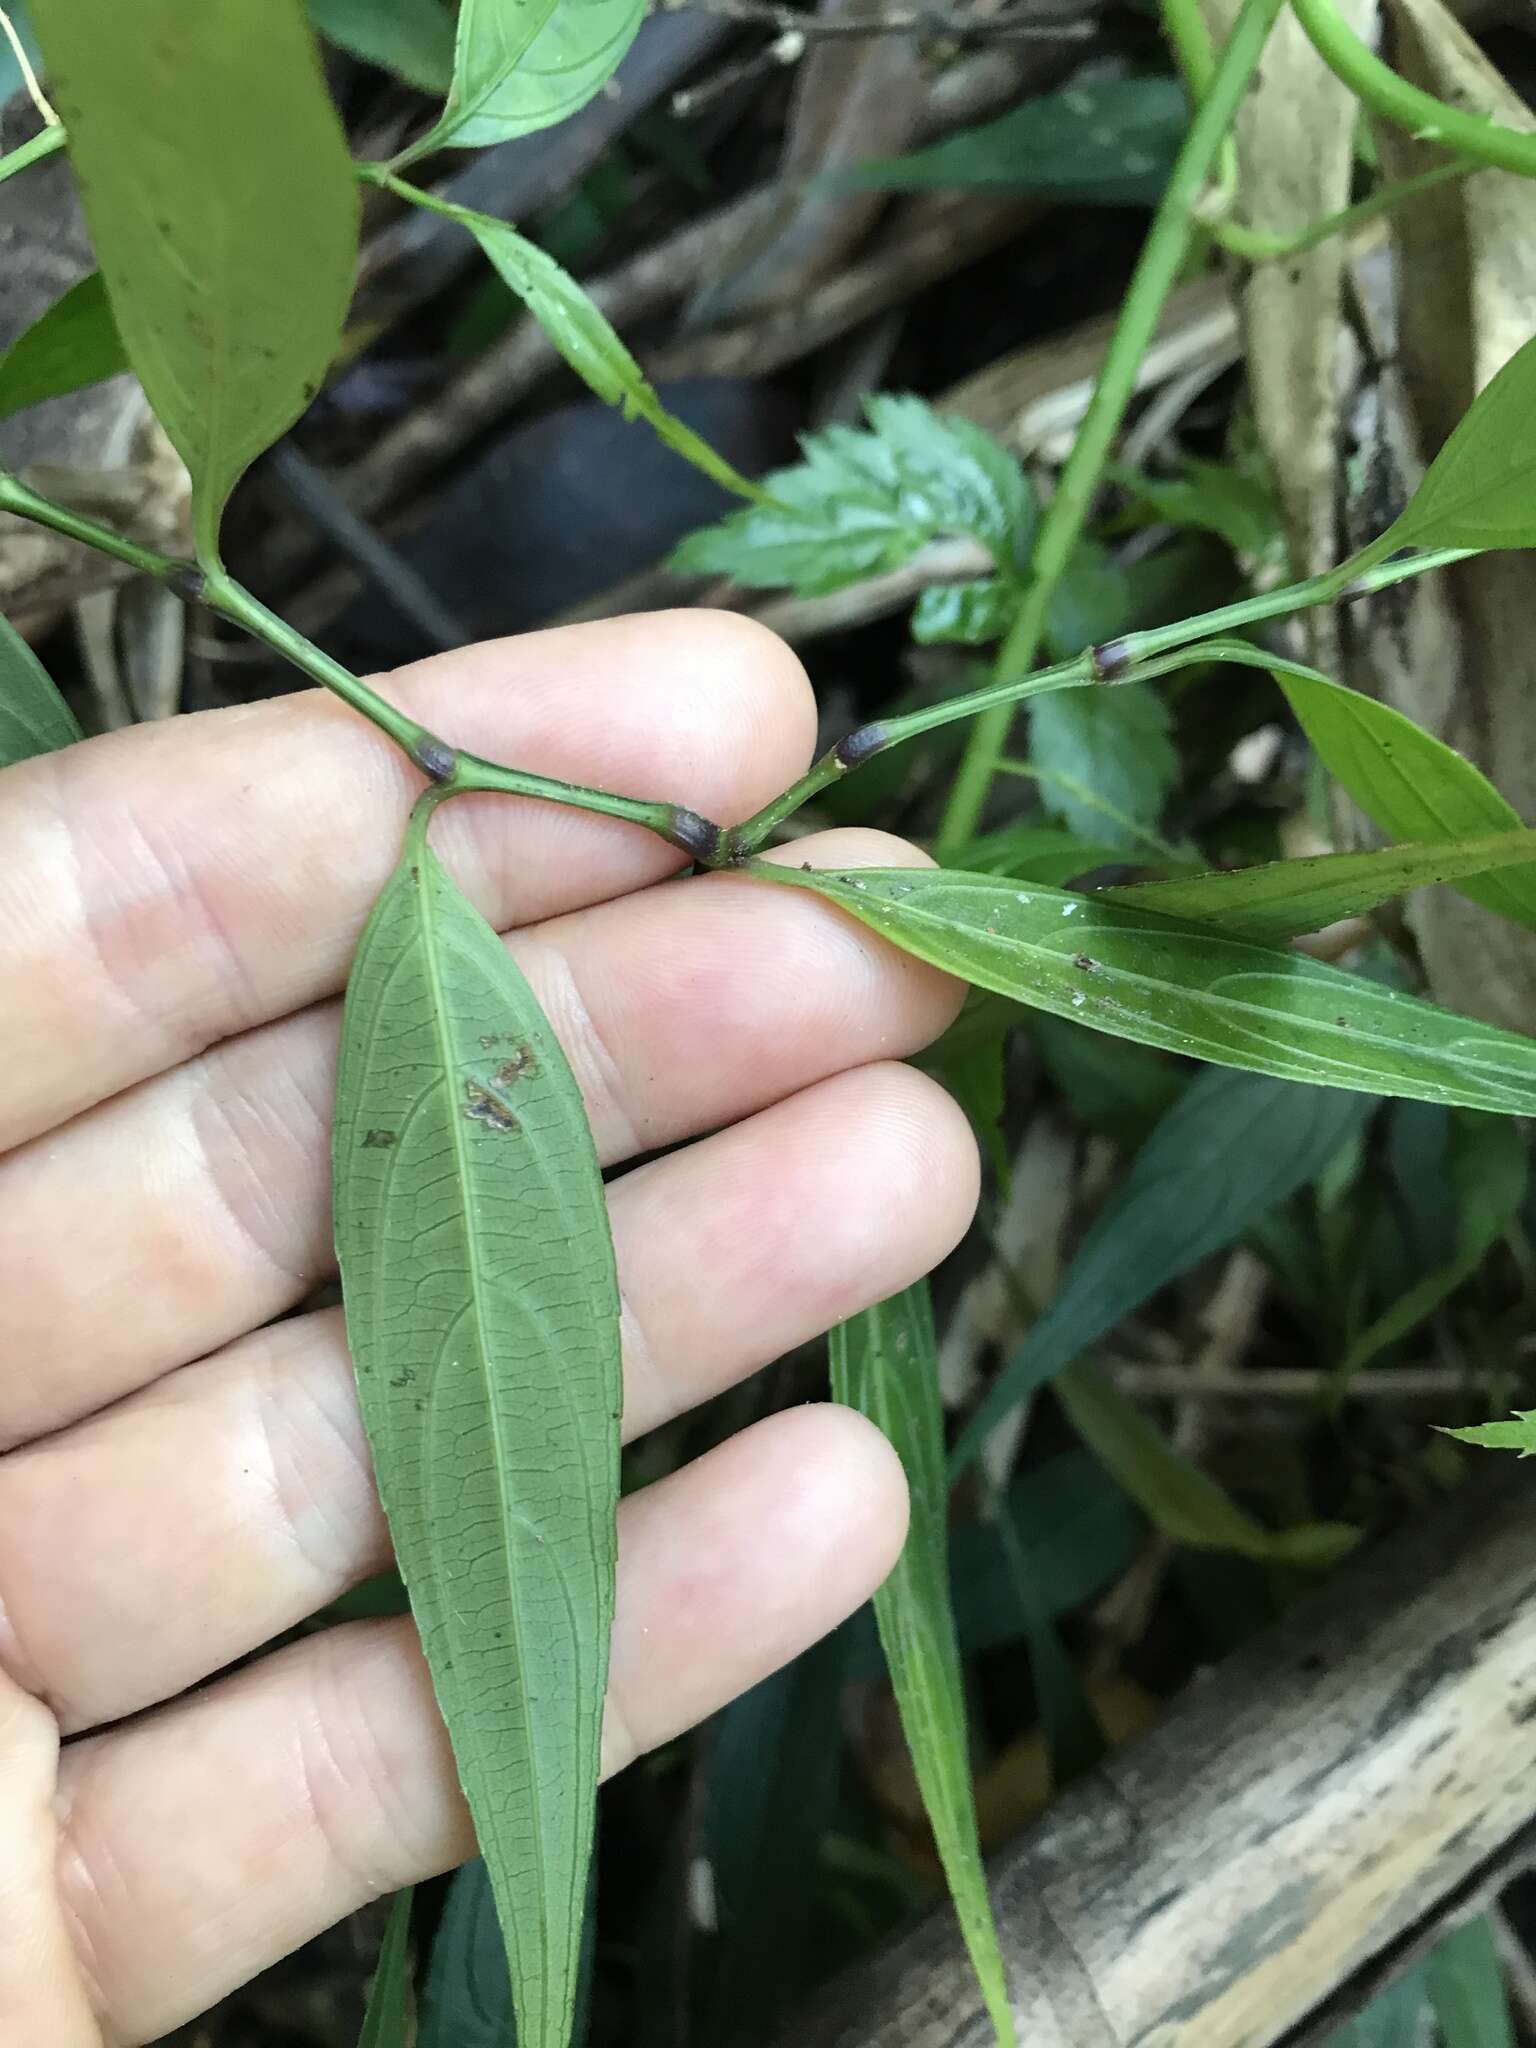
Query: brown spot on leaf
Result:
<box><xmin>464</xmin><ymin>1081</ymin><xmax>519</xmax><ymax>1134</ymax></box>
<box><xmin>494</xmin><ymin>1045</ymin><xmax>539</xmax><ymax>1086</ymax></box>
<box><xmin>362</xmin><ymin>1129</ymin><xmax>397</xmax><ymax>1148</ymax></box>
<box><xmin>1073</xmin><ymin>953</ymin><xmax>1098</xmax><ymax>971</ymax></box>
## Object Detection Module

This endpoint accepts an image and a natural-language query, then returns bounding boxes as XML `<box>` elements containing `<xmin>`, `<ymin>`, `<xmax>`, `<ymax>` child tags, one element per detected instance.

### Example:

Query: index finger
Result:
<box><xmin>0</xmin><ymin>610</ymin><xmax>814</xmax><ymax>1151</ymax></box>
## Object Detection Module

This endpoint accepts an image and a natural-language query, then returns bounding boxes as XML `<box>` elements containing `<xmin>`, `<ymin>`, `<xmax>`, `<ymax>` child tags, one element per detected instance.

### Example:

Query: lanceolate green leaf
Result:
<box><xmin>756</xmin><ymin>863</ymin><xmax>1536</xmax><ymax>1115</ymax></box>
<box><xmin>419</xmin><ymin>1863</ymin><xmax>515</xmax><ymax>2048</ymax></box>
<box><xmin>32</xmin><ymin>0</ymin><xmax>359</xmax><ymax>565</ymax></box>
<box><xmin>309</xmin><ymin>0</ymin><xmax>455</xmax><ymax>91</ymax></box>
<box><xmin>0</xmin><ymin>271</ymin><xmax>126</xmax><ymax>422</ymax></box>
<box><xmin>358</xmin><ymin>1888</ymin><xmax>416</xmax><ymax>2048</ymax></box>
<box><xmin>831</xmin><ymin>1288</ymin><xmax>1017</xmax><ymax>2048</ymax></box>
<box><xmin>446</xmin><ymin>207</ymin><xmax>762</xmax><ymax>500</ymax></box>
<box><xmin>951</xmin><ymin>1068</ymin><xmax>1370</xmax><ymax>1471</ymax></box>
<box><xmin>405</xmin><ymin>0</ymin><xmax>643</xmax><ymax>160</ymax></box>
<box><xmin>1104</xmin><ymin>830</ymin><xmax>1536</xmax><ymax>942</ymax></box>
<box><xmin>1335</xmin><ymin>1111</ymin><xmax>1526</xmax><ymax>1387</ymax></box>
<box><xmin>0</xmin><ymin>611</ymin><xmax>81</xmax><ymax>766</ymax></box>
<box><xmin>1056</xmin><ymin>1362</ymin><xmax>1356</xmax><ymax>1567</ymax></box>
<box><xmin>1138</xmin><ymin>641</ymin><xmax>1536</xmax><ymax>932</ymax></box>
<box><xmin>703</xmin><ymin>1630</ymin><xmax>850</xmax><ymax>2046</ymax></box>
<box><xmin>1376</xmin><ymin>330</ymin><xmax>1536</xmax><ymax>555</ymax></box>
<box><xmin>1425</xmin><ymin>1915</ymin><xmax>1516</xmax><ymax>2048</ymax></box>
<box><xmin>826</xmin><ymin>76</ymin><xmax>1185</xmax><ymax>206</ymax></box>
<box><xmin>334</xmin><ymin>812</ymin><xmax>621</xmax><ymax>2048</ymax></box>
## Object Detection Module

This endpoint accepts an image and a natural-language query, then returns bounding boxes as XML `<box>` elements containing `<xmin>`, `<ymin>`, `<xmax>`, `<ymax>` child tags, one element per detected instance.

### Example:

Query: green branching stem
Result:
<box><xmin>719</xmin><ymin>538</ymin><xmax>1467</xmax><ymax>863</ymax></box>
<box><xmin>0</xmin><ymin>120</ymin><xmax>65</xmax><ymax>185</ymax></box>
<box><xmin>199</xmin><ymin>578</ymin><xmax>716</xmax><ymax>856</ymax></box>
<box><xmin>0</xmin><ymin>468</ymin><xmax>710</xmax><ymax>855</ymax></box>
<box><xmin>1210</xmin><ymin>155</ymin><xmax>1476</xmax><ymax>260</ymax></box>
<box><xmin>0</xmin><ymin>470</ymin><xmax>188</xmax><ymax>582</ymax></box>
<box><xmin>0</xmin><ymin>464</ymin><xmax>1473</xmax><ymax>868</ymax></box>
<box><xmin>934</xmin><ymin>0</ymin><xmax>1287</xmax><ymax>860</ymax></box>
<box><xmin>1289</xmin><ymin>0</ymin><xmax>1536</xmax><ymax>178</ymax></box>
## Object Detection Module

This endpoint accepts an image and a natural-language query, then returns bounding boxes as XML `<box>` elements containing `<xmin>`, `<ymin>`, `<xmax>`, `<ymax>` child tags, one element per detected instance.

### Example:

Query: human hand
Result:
<box><xmin>0</xmin><ymin>612</ymin><xmax>978</xmax><ymax>2045</ymax></box>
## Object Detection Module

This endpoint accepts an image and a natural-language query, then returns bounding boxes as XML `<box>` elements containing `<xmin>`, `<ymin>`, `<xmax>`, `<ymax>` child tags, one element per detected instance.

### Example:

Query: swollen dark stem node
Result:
<box><xmin>168</xmin><ymin>563</ymin><xmax>207</xmax><ymax>604</ymax></box>
<box><xmin>834</xmin><ymin>722</ymin><xmax>889</xmax><ymax>771</ymax></box>
<box><xmin>669</xmin><ymin>807</ymin><xmax>722</xmax><ymax>865</ymax></box>
<box><xmin>1090</xmin><ymin>638</ymin><xmax>1131</xmax><ymax>680</ymax></box>
<box><xmin>414</xmin><ymin>737</ymin><xmax>458</xmax><ymax>784</ymax></box>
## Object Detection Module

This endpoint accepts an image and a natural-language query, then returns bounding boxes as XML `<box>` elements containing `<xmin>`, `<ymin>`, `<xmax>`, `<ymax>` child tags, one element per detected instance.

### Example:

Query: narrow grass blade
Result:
<box><xmin>832</xmin><ymin>1285</ymin><xmax>1016</xmax><ymax>2048</ymax></box>
<box><xmin>358</xmin><ymin>1888</ymin><xmax>415</xmax><ymax>2048</ymax></box>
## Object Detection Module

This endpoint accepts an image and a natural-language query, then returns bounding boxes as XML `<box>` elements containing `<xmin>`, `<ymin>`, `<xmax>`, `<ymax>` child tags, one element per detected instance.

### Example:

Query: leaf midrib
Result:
<box><xmin>416</xmin><ymin>853</ymin><xmax>559</xmax><ymax>2036</ymax></box>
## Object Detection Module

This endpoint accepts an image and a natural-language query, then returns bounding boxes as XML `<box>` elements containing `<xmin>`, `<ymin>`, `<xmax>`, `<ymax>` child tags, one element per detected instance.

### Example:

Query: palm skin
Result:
<box><xmin>0</xmin><ymin>611</ymin><xmax>977</xmax><ymax>2045</ymax></box>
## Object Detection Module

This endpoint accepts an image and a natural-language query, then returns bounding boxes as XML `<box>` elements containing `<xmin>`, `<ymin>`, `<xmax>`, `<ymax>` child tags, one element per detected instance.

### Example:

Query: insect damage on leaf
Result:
<box><xmin>463</xmin><ymin>1080</ymin><xmax>521</xmax><ymax>1133</ymax></box>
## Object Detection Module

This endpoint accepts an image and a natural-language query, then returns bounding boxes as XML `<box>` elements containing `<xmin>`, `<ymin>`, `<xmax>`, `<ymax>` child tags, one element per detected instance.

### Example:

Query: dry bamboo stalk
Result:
<box><xmin>777</xmin><ymin>1464</ymin><xmax>1536</xmax><ymax>2047</ymax></box>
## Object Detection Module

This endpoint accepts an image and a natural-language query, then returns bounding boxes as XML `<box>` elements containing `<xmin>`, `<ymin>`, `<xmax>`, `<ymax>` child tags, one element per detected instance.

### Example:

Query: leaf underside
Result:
<box><xmin>334</xmin><ymin>836</ymin><xmax>620</xmax><ymax>2048</ymax></box>
<box><xmin>32</xmin><ymin>0</ymin><xmax>360</xmax><ymax>562</ymax></box>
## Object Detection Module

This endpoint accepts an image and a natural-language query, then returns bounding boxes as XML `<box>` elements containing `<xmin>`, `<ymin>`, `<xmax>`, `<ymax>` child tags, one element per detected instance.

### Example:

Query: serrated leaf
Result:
<box><xmin>1378</xmin><ymin>328</ymin><xmax>1536</xmax><ymax>554</ymax></box>
<box><xmin>755</xmin><ymin>862</ymin><xmax>1536</xmax><ymax>1115</ymax></box>
<box><xmin>1438</xmin><ymin>1410</ymin><xmax>1536</xmax><ymax>1456</ymax></box>
<box><xmin>1028</xmin><ymin>685</ymin><xmax>1179</xmax><ymax>848</ymax></box>
<box><xmin>0</xmin><ymin>611</ymin><xmax>81</xmax><ymax>766</ymax></box>
<box><xmin>407</xmin><ymin>0</ymin><xmax>643</xmax><ymax>158</ymax></box>
<box><xmin>949</xmin><ymin>1066</ymin><xmax>1371</xmax><ymax>1469</ymax></box>
<box><xmin>1338</xmin><ymin>1111</ymin><xmax>1525</xmax><ymax>1384</ymax></box>
<box><xmin>1117</xmin><ymin>453</ymin><xmax>1282</xmax><ymax>560</ymax></box>
<box><xmin>911</xmin><ymin>578</ymin><xmax>1018</xmax><ymax>647</ymax></box>
<box><xmin>1056</xmin><ymin>1361</ymin><xmax>1357</xmax><ymax>1566</ymax></box>
<box><xmin>32</xmin><ymin>0</ymin><xmax>359</xmax><ymax>566</ymax></box>
<box><xmin>446</xmin><ymin>207</ymin><xmax>761</xmax><ymax>499</ymax></box>
<box><xmin>670</xmin><ymin>394</ymin><xmax>1033</xmax><ymax>596</ymax></box>
<box><xmin>358</xmin><ymin>1888</ymin><xmax>415</xmax><ymax>2048</ymax></box>
<box><xmin>1143</xmin><ymin>640</ymin><xmax>1536</xmax><ymax>933</ymax></box>
<box><xmin>827</xmin><ymin>76</ymin><xmax>1185</xmax><ymax>207</ymax></box>
<box><xmin>309</xmin><ymin>0</ymin><xmax>454</xmax><ymax>91</ymax></box>
<box><xmin>0</xmin><ymin>271</ymin><xmax>125</xmax><ymax>422</ymax></box>
<box><xmin>1104</xmin><ymin>829</ymin><xmax>1536</xmax><ymax>942</ymax></box>
<box><xmin>334</xmin><ymin>815</ymin><xmax>620</xmax><ymax>2048</ymax></box>
<box><xmin>831</xmin><ymin>1286</ymin><xmax>1016</xmax><ymax>2048</ymax></box>
<box><xmin>1426</xmin><ymin>1915</ymin><xmax>1516</xmax><ymax>2048</ymax></box>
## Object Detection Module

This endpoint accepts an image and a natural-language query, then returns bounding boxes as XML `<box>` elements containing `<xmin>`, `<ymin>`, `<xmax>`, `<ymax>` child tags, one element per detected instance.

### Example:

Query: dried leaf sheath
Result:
<box><xmin>334</xmin><ymin>817</ymin><xmax>621</xmax><ymax>2048</ymax></box>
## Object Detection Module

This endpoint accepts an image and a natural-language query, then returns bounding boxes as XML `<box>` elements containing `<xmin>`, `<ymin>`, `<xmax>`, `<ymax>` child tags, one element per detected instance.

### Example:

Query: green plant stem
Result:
<box><xmin>1290</xmin><ymin>0</ymin><xmax>1536</xmax><ymax>178</ymax></box>
<box><xmin>1158</xmin><ymin>0</ymin><xmax>1240</xmax><ymax>227</ymax></box>
<box><xmin>206</xmin><ymin>577</ymin><xmax>714</xmax><ymax>852</ymax></box>
<box><xmin>0</xmin><ymin>121</ymin><xmax>65</xmax><ymax>185</ymax></box>
<box><xmin>1212</xmin><ymin>154</ymin><xmax>1475</xmax><ymax>260</ymax></box>
<box><xmin>0</xmin><ymin>470</ymin><xmax>188</xmax><ymax>581</ymax></box>
<box><xmin>199</xmin><ymin>570</ymin><xmax>446</xmax><ymax>760</ymax></box>
<box><xmin>719</xmin><ymin>540</ymin><xmax>1467</xmax><ymax>861</ymax></box>
<box><xmin>0</xmin><ymin>467</ymin><xmax>711</xmax><ymax>854</ymax></box>
<box><xmin>934</xmin><ymin>0</ymin><xmax>1286</xmax><ymax>860</ymax></box>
